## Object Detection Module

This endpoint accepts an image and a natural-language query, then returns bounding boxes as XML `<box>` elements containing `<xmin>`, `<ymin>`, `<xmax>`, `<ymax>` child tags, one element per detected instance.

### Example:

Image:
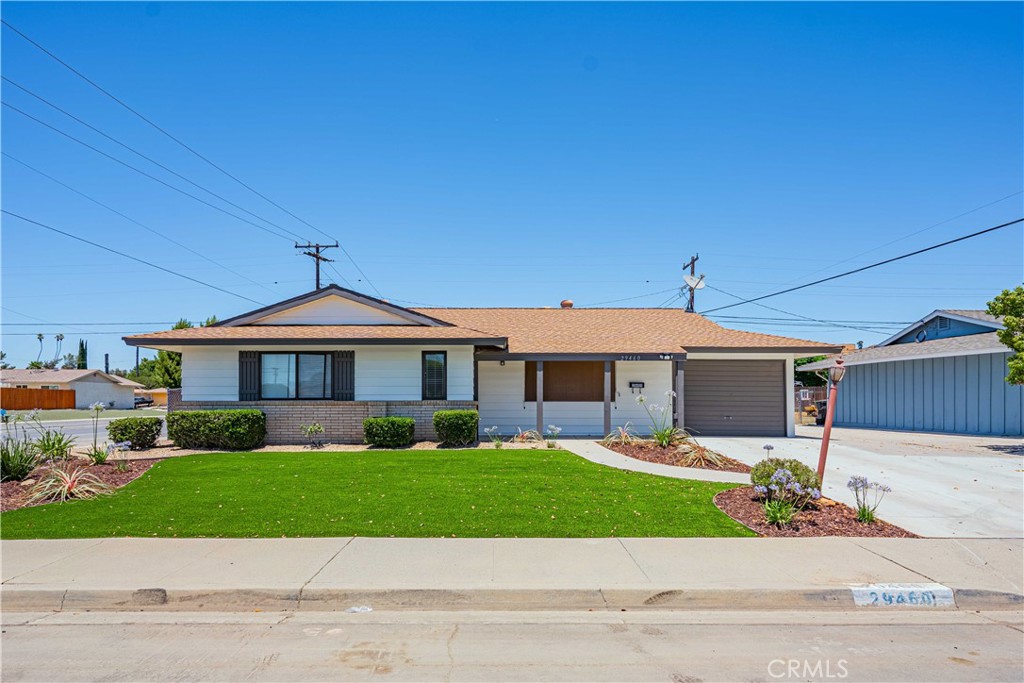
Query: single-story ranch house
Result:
<box><xmin>801</xmin><ymin>309</ymin><xmax>1022</xmax><ymax>436</ymax></box>
<box><xmin>124</xmin><ymin>286</ymin><xmax>841</xmax><ymax>444</ymax></box>
<box><xmin>0</xmin><ymin>368</ymin><xmax>142</xmax><ymax>410</ymax></box>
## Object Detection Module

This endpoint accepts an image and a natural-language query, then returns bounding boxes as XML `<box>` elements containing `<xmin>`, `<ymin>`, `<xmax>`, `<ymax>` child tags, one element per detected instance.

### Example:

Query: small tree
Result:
<box><xmin>60</xmin><ymin>353</ymin><xmax>77</xmax><ymax>369</ymax></box>
<box><xmin>76</xmin><ymin>339</ymin><xmax>88</xmax><ymax>370</ymax></box>
<box><xmin>988</xmin><ymin>286</ymin><xmax>1024</xmax><ymax>385</ymax></box>
<box><xmin>0</xmin><ymin>351</ymin><xmax>13</xmax><ymax>369</ymax></box>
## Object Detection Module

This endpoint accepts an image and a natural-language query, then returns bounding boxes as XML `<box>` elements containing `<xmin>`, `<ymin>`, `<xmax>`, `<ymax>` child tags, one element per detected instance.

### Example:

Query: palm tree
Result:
<box><xmin>35</xmin><ymin>333</ymin><xmax>44</xmax><ymax>362</ymax></box>
<box><xmin>54</xmin><ymin>334</ymin><xmax>65</xmax><ymax>361</ymax></box>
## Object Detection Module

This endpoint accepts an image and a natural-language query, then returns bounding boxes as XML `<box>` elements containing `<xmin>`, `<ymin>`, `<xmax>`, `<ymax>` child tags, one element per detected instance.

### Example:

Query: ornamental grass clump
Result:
<box><xmin>602</xmin><ymin>423</ymin><xmax>638</xmax><ymax>446</ymax></box>
<box><xmin>1</xmin><ymin>437</ymin><xmax>40</xmax><ymax>482</ymax></box>
<box><xmin>847</xmin><ymin>475</ymin><xmax>891</xmax><ymax>523</ymax></box>
<box><xmin>484</xmin><ymin>426</ymin><xmax>503</xmax><ymax>448</ymax></box>
<box><xmin>28</xmin><ymin>464</ymin><xmax>112</xmax><ymax>504</ymax></box>
<box><xmin>545</xmin><ymin>424</ymin><xmax>562</xmax><ymax>449</ymax></box>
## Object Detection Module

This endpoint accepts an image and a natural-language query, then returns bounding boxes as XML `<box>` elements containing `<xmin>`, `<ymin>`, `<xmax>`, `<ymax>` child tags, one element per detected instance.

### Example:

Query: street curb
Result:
<box><xmin>3</xmin><ymin>586</ymin><xmax>1020</xmax><ymax>612</ymax></box>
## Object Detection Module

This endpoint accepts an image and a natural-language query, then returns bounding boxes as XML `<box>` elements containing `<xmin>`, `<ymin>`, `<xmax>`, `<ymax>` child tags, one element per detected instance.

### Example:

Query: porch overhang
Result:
<box><xmin>474</xmin><ymin>351</ymin><xmax>685</xmax><ymax>362</ymax></box>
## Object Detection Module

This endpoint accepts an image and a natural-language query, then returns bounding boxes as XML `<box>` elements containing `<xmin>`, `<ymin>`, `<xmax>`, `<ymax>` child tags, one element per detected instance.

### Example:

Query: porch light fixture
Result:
<box><xmin>816</xmin><ymin>358</ymin><xmax>846</xmax><ymax>485</ymax></box>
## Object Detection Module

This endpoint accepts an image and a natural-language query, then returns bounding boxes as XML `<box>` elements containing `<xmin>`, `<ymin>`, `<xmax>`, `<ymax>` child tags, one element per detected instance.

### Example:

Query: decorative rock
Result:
<box><xmin>19</xmin><ymin>478</ymin><xmax>36</xmax><ymax>487</ymax></box>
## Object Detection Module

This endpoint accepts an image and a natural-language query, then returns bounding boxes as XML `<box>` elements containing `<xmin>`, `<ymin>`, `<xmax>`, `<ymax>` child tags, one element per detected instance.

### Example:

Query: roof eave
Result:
<box><xmin>123</xmin><ymin>336</ymin><xmax>507</xmax><ymax>348</ymax></box>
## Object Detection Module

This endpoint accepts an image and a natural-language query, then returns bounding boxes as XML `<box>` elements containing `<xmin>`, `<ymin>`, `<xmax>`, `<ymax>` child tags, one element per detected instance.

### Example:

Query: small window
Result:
<box><xmin>937</xmin><ymin>317</ymin><xmax>950</xmax><ymax>331</ymax></box>
<box><xmin>260</xmin><ymin>353</ymin><xmax>332</xmax><ymax>399</ymax></box>
<box><xmin>41</xmin><ymin>385</ymin><xmax>60</xmax><ymax>390</ymax></box>
<box><xmin>422</xmin><ymin>351</ymin><xmax>447</xmax><ymax>400</ymax></box>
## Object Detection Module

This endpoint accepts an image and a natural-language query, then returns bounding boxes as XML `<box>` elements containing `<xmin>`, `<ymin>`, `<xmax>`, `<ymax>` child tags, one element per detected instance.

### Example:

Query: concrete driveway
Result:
<box><xmin>698</xmin><ymin>426</ymin><xmax>1024</xmax><ymax>539</ymax></box>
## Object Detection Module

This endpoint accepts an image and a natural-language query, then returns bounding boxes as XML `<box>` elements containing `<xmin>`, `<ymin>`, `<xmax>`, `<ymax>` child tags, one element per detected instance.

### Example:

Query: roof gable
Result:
<box><xmin>878</xmin><ymin>309</ymin><xmax>1003</xmax><ymax>347</ymax></box>
<box><xmin>214</xmin><ymin>285</ymin><xmax>451</xmax><ymax>327</ymax></box>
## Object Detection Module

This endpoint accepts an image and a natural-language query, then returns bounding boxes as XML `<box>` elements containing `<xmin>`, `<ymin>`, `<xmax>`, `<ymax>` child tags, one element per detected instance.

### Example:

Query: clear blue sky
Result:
<box><xmin>2</xmin><ymin>1</ymin><xmax>1022</xmax><ymax>369</ymax></box>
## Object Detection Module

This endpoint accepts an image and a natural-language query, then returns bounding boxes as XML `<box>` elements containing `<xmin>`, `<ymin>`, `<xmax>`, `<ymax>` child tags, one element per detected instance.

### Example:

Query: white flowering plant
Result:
<box><xmin>635</xmin><ymin>391</ymin><xmax>686</xmax><ymax>447</ymax></box>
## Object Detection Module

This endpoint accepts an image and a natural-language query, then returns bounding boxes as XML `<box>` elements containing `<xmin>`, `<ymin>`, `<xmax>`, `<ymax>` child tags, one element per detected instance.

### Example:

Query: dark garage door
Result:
<box><xmin>683</xmin><ymin>360</ymin><xmax>786</xmax><ymax>436</ymax></box>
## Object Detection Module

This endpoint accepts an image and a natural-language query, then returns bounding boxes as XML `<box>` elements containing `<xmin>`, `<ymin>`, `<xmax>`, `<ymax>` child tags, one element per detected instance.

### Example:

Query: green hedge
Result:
<box><xmin>107</xmin><ymin>417</ymin><xmax>163</xmax><ymax>450</ymax></box>
<box><xmin>432</xmin><ymin>410</ymin><xmax>479</xmax><ymax>447</ymax></box>
<box><xmin>750</xmin><ymin>457</ymin><xmax>821</xmax><ymax>492</ymax></box>
<box><xmin>363</xmin><ymin>417</ymin><xmax>415</xmax><ymax>448</ymax></box>
<box><xmin>166</xmin><ymin>410</ymin><xmax>266</xmax><ymax>450</ymax></box>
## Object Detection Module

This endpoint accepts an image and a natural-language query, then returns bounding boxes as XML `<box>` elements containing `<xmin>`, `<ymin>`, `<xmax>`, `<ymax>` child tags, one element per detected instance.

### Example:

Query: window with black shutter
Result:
<box><xmin>422</xmin><ymin>351</ymin><xmax>447</xmax><ymax>400</ymax></box>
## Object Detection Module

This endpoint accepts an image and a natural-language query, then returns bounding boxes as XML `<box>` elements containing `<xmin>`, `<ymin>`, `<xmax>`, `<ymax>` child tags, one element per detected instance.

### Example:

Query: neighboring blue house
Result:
<box><xmin>801</xmin><ymin>310</ymin><xmax>1022</xmax><ymax>436</ymax></box>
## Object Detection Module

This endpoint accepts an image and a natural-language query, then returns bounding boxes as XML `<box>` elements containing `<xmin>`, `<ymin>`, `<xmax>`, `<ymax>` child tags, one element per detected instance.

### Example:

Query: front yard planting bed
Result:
<box><xmin>714</xmin><ymin>486</ymin><xmax>916</xmax><ymax>538</ymax></box>
<box><xmin>604</xmin><ymin>441</ymin><xmax>752</xmax><ymax>474</ymax></box>
<box><xmin>0</xmin><ymin>449</ymin><xmax>754</xmax><ymax>539</ymax></box>
<box><xmin>1</xmin><ymin>459</ymin><xmax>162</xmax><ymax>513</ymax></box>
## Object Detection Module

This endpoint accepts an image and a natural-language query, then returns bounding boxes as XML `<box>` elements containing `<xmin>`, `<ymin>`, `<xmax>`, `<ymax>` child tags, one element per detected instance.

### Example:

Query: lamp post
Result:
<box><xmin>815</xmin><ymin>358</ymin><xmax>847</xmax><ymax>484</ymax></box>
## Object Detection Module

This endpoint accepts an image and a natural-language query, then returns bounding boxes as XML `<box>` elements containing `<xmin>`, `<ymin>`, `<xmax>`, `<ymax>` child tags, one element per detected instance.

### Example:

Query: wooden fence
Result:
<box><xmin>0</xmin><ymin>387</ymin><xmax>76</xmax><ymax>410</ymax></box>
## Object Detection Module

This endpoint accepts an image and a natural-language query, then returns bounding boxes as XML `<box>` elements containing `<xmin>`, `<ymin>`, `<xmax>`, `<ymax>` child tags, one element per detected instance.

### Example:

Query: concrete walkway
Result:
<box><xmin>558</xmin><ymin>439</ymin><xmax>749</xmax><ymax>484</ymax></box>
<box><xmin>2</xmin><ymin>537</ymin><xmax>1020</xmax><ymax>612</ymax></box>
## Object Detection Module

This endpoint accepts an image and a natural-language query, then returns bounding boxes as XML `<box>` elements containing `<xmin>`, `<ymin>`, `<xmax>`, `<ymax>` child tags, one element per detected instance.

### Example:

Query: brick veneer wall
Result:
<box><xmin>172</xmin><ymin>399</ymin><xmax>477</xmax><ymax>445</ymax></box>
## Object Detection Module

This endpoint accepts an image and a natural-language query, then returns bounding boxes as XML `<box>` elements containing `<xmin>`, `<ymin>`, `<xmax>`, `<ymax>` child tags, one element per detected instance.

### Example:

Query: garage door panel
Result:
<box><xmin>684</xmin><ymin>360</ymin><xmax>786</xmax><ymax>436</ymax></box>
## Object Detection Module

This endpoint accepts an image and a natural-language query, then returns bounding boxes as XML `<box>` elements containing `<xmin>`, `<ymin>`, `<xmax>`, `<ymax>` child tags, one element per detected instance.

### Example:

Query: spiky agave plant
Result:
<box><xmin>28</xmin><ymin>464</ymin><xmax>112</xmax><ymax>504</ymax></box>
<box><xmin>602</xmin><ymin>423</ymin><xmax>639</xmax><ymax>446</ymax></box>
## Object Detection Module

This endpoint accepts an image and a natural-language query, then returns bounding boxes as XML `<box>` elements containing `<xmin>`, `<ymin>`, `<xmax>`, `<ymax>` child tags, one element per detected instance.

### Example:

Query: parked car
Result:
<box><xmin>134</xmin><ymin>395</ymin><xmax>154</xmax><ymax>408</ymax></box>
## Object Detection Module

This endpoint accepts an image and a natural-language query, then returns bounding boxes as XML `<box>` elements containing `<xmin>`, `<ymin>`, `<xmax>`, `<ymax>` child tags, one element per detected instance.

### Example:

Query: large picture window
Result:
<box><xmin>260</xmin><ymin>353</ymin><xmax>333</xmax><ymax>399</ymax></box>
<box><xmin>422</xmin><ymin>351</ymin><xmax>447</xmax><ymax>400</ymax></box>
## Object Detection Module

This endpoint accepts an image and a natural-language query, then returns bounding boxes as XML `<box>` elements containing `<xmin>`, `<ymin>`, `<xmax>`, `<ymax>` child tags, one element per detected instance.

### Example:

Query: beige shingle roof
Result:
<box><xmin>413</xmin><ymin>308</ymin><xmax>840</xmax><ymax>354</ymax></box>
<box><xmin>0</xmin><ymin>369</ymin><xmax>142</xmax><ymax>387</ymax></box>
<box><xmin>124</xmin><ymin>325</ymin><xmax>505</xmax><ymax>345</ymax></box>
<box><xmin>799</xmin><ymin>332</ymin><xmax>1007</xmax><ymax>370</ymax></box>
<box><xmin>124</xmin><ymin>305</ymin><xmax>841</xmax><ymax>355</ymax></box>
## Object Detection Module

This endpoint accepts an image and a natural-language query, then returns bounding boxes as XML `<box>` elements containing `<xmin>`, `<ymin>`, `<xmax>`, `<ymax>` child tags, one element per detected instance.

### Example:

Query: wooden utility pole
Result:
<box><xmin>295</xmin><ymin>242</ymin><xmax>338</xmax><ymax>290</ymax></box>
<box><xmin>683</xmin><ymin>254</ymin><xmax>700</xmax><ymax>312</ymax></box>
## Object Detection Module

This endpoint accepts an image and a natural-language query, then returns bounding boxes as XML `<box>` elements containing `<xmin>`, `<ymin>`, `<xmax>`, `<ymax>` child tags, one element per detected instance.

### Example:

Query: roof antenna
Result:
<box><xmin>295</xmin><ymin>242</ymin><xmax>338</xmax><ymax>290</ymax></box>
<box><xmin>681</xmin><ymin>254</ymin><xmax>704</xmax><ymax>312</ymax></box>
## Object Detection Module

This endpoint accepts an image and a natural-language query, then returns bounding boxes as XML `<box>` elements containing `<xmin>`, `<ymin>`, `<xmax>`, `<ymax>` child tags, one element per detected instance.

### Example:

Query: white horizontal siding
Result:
<box><xmin>477</xmin><ymin>360</ymin><xmax>672</xmax><ymax>437</ymax></box>
<box><xmin>252</xmin><ymin>297</ymin><xmax>410</xmax><ymax>325</ymax></box>
<box><xmin>180</xmin><ymin>345</ymin><xmax>473</xmax><ymax>402</ymax></box>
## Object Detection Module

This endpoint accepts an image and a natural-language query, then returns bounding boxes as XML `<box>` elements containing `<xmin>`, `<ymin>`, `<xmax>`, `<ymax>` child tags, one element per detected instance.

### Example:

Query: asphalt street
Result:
<box><xmin>2</xmin><ymin>609</ymin><xmax>1021</xmax><ymax>682</ymax></box>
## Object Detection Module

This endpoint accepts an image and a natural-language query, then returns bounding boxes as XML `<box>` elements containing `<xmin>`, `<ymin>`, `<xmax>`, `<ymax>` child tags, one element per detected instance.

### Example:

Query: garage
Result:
<box><xmin>683</xmin><ymin>359</ymin><xmax>786</xmax><ymax>436</ymax></box>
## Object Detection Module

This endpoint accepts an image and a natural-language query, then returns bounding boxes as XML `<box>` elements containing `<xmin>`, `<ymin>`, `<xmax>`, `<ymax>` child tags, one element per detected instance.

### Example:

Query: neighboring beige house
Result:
<box><xmin>0</xmin><ymin>369</ymin><xmax>142</xmax><ymax>409</ymax></box>
<box><xmin>124</xmin><ymin>285</ymin><xmax>840</xmax><ymax>444</ymax></box>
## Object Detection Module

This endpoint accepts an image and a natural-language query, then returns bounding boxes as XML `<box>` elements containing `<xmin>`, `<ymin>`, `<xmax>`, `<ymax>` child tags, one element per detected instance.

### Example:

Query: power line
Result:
<box><xmin>2</xmin><ymin>322</ymin><xmax>178</xmax><ymax>326</ymax></box>
<box><xmin>699</xmin><ymin>218</ymin><xmax>1023</xmax><ymax>315</ymax></box>
<box><xmin>2</xmin><ymin>210</ymin><xmax>266</xmax><ymax>306</ymax></box>
<box><xmin>781</xmin><ymin>190</ymin><xmax>1024</xmax><ymax>285</ymax></box>
<box><xmin>655</xmin><ymin>291</ymin><xmax>685</xmax><ymax>308</ymax></box>
<box><xmin>2</xmin><ymin>77</ymin><xmax>314</xmax><ymax>244</ymax></box>
<box><xmin>2</xmin><ymin>101</ymin><xmax>300</xmax><ymax>243</ymax></box>
<box><xmin>704</xmin><ymin>284</ymin><xmax>904</xmax><ymax>334</ymax></box>
<box><xmin>578</xmin><ymin>287</ymin><xmax>679</xmax><ymax>307</ymax></box>
<box><xmin>2</xmin><ymin>19</ymin><xmax>384</xmax><ymax>297</ymax></box>
<box><xmin>3</xmin><ymin>153</ymin><xmax>281</xmax><ymax>296</ymax></box>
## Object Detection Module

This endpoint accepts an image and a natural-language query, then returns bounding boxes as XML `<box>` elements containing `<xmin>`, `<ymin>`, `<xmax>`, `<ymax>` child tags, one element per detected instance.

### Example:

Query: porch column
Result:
<box><xmin>603</xmin><ymin>360</ymin><xmax>612</xmax><ymax>436</ymax></box>
<box><xmin>535</xmin><ymin>360</ymin><xmax>544</xmax><ymax>434</ymax></box>
<box><xmin>674</xmin><ymin>359</ymin><xmax>685</xmax><ymax>431</ymax></box>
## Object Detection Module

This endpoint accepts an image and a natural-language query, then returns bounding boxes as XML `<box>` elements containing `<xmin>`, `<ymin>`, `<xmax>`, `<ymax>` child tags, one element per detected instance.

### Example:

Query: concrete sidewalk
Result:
<box><xmin>2</xmin><ymin>537</ymin><xmax>1020</xmax><ymax>612</ymax></box>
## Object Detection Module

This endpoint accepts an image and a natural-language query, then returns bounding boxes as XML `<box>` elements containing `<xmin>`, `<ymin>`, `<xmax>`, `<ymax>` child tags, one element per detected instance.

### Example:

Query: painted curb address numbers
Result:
<box><xmin>849</xmin><ymin>582</ymin><xmax>955</xmax><ymax>608</ymax></box>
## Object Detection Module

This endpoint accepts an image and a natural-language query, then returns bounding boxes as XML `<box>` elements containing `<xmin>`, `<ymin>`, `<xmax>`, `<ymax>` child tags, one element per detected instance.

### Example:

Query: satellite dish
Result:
<box><xmin>684</xmin><ymin>274</ymin><xmax>706</xmax><ymax>290</ymax></box>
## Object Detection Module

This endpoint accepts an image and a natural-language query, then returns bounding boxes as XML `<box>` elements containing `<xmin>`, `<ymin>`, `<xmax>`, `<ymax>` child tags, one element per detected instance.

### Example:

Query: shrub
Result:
<box><xmin>751</xmin><ymin>457</ymin><xmax>821</xmax><ymax>496</ymax></box>
<box><xmin>1</xmin><ymin>438</ymin><xmax>39</xmax><ymax>482</ymax></box>
<box><xmin>107</xmin><ymin>417</ymin><xmax>163</xmax><ymax>450</ymax></box>
<box><xmin>363</xmin><ymin>417</ymin><xmax>415</xmax><ymax>448</ymax></box>
<box><xmin>167</xmin><ymin>410</ymin><xmax>266</xmax><ymax>450</ymax></box>
<box><xmin>432</xmin><ymin>410</ymin><xmax>479</xmax><ymax>447</ymax></box>
<box><xmin>34</xmin><ymin>429</ymin><xmax>76</xmax><ymax>459</ymax></box>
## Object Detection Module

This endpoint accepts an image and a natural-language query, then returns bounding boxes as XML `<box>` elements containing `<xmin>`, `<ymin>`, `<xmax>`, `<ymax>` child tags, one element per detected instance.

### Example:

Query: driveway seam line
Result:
<box><xmin>1</xmin><ymin>538</ymin><xmax>106</xmax><ymax>584</ymax></box>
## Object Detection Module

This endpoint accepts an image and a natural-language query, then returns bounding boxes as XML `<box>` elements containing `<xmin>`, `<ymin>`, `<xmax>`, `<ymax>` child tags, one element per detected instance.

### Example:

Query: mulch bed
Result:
<box><xmin>0</xmin><ymin>458</ymin><xmax>163</xmax><ymax>513</ymax></box>
<box><xmin>604</xmin><ymin>441</ymin><xmax>752</xmax><ymax>474</ymax></box>
<box><xmin>714</xmin><ymin>486</ymin><xmax>917</xmax><ymax>538</ymax></box>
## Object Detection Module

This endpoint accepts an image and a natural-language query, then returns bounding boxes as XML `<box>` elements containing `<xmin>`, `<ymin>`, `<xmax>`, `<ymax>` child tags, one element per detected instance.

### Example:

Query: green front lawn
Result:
<box><xmin>0</xmin><ymin>450</ymin><xmax>754</xmax><ymax>539</ymax></box>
